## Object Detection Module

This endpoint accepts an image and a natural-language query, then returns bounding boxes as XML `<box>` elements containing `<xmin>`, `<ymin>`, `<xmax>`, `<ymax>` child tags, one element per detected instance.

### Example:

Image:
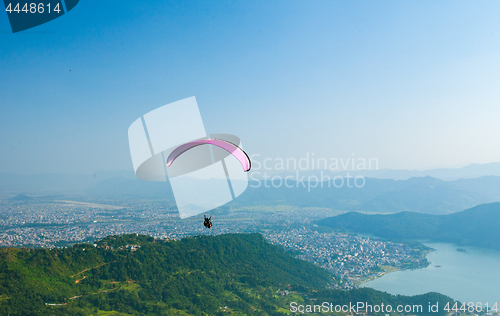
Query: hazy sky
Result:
<box><xmin>1</xmin><ymin>0</ymin><xmax>500</xmax><ymax>174</ymax></box>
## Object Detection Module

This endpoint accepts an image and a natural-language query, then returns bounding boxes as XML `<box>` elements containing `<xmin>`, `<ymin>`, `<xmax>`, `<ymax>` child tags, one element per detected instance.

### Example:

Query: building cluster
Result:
<box><xmin>0</xmin><ymin>202</ymin><xmax>338</xmax><ymax>247</ymax></box>
<box><xmin>264</xmin><ymin>227</ymin><xmax>427</xmax><ymax>289</ymax></box>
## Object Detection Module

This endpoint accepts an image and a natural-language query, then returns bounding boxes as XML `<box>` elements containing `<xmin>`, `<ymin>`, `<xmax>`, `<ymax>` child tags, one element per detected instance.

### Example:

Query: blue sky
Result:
<box><xmin>1</xmin><ymin>0</ymin><xmax>500</xmax><ymax>174</ymax></box>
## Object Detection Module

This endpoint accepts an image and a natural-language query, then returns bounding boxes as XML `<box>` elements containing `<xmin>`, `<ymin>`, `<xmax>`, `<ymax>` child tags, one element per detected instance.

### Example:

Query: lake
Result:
<box><xmin>361</xmin><ymin>242</ymin><xmax>500</xmax><ymax>304</ymax></box>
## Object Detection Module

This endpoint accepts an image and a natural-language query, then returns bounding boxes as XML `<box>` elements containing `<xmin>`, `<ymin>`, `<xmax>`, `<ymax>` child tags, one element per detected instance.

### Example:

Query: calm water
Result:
<box><xmin>361</xmin><ymin>243</ymin><xmax>500</xmax><ymax>304</ymax></box>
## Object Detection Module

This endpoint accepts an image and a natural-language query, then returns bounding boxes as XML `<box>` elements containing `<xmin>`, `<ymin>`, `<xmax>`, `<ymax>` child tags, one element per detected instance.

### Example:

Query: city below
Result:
<box><xmin>0</xmin><ymin>194</ymin><xmax>430</xmax><ymax>289</ymax></box>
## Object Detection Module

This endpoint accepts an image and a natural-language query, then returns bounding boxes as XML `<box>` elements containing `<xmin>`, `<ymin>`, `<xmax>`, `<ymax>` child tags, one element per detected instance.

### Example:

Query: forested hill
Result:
<box><xmin>0</xmin><ymin>233</ymin><xmax>453</xmax><ymax>315</ymax></box>
<box><xmin>318</xmin><ymin>202</ymin><xmax>500</xmax><ymax>251</ymax></box>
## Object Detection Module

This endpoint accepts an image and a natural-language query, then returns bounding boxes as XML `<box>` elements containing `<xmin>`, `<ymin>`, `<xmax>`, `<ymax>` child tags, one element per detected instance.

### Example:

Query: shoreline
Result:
<box><xmin>356</xmin><ymin>248</ymin><xmax>434</xmax><ymax>287</ymax></box>
<box><xmin>356</xmin><ymin>266</ymin><xmax>400</xmax><ymax>286</ymax></box>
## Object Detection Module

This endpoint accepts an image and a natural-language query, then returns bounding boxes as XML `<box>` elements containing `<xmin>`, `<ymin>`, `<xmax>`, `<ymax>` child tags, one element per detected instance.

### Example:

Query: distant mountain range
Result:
<box><xmin>317</xmin><ymin>202</ymin><xmax>500</xmax><ymax>251</ymax></box>
<box><xmin>2</xmin><ymin>162</ymin><xmax>500</xmax><ymax>194</ymax></box>
<box><xmin>0</xmin><ymin>170</ymin><xmax>136</xmax><ymax>194</ymax></box>
<box><xmin>3</xmin><ymin>163</ymin><xmax>500</xmax><ymax>215</ymax></box>
<box><xmin>258</xmin><ymin>162</ymin><xmax>500</xmax><ymax>181</ymax></box>
<box><xmin>375</xmin><ymin>162</ymin><xmax>500</xmax><ymax>180</ymax></box>
<box><xmin>231</xmin><ymin>175</ymin><xmax>500</xmax><ymax>215</ymax></box>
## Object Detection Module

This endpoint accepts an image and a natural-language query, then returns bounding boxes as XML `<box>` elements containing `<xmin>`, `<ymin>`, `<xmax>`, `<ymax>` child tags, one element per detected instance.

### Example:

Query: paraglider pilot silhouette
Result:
<box><xmin>128</xmin><ymin>97</ymin><xmax>250</xmax><ymax>228</ymax></box>
<box><xmin>203</xmin><ymin>215</ymin><xmax>213</xmax><ymax>229</ymax></box>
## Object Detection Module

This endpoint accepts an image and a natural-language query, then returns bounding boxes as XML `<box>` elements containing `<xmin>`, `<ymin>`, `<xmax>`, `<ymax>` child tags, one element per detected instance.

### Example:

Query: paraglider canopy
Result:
<box><xmin>166</xmin><ymin>138</ymin><xmax>251</xmax><ymax>172</ymax></box>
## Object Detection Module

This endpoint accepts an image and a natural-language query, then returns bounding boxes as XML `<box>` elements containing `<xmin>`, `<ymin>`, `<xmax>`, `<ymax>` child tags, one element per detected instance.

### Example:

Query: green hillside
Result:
<box><xmin>0</xmin><ymin>233</ymin><xmax>453</xmax><ymax>315</ymax></box>
<box><xmin>318</xmin><ymin>202</ymin><xmax>500</xmax><ymax>251</ymax></box>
